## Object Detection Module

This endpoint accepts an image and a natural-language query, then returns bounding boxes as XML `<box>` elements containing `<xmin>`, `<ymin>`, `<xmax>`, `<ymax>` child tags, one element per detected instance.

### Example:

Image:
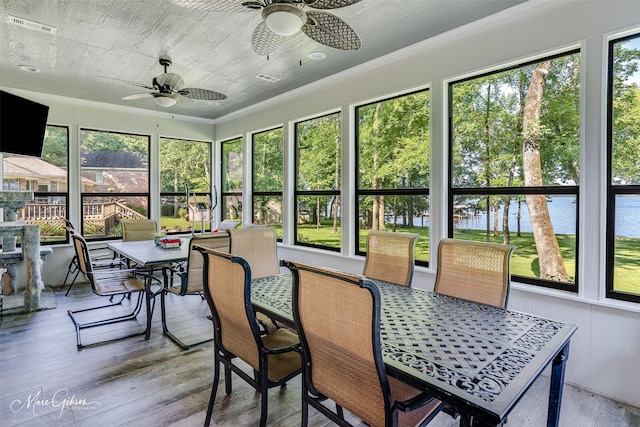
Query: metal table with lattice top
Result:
<box><xmin>251</xmin><ymin>273</ymin><xmax>576</xmax><ymax>427</ymax></box>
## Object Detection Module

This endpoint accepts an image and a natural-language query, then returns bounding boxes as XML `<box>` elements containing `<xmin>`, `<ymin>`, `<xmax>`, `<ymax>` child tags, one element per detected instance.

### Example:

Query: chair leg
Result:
<box><xmin>224</xmin><ymin>363</ymin><xmax>232</xmax><ymax>395</ymax></box>
<box><xmin>161</xmin><ymin>290</ymin><xmax>213</xmax><ymax>350</ymax></box>
<box><xmin>259</xmin><ymin>364</ymin><xmax>270</xmax><ymax>427</ymax></box>
<box><xmin>68</xmin><ymin>291</ymin><xmax>145</xmax><ymax>349</ymax></box>
<box><xmin>204</xmin><ymin>353</ymin><xmax>221</xmax><ymax>427</ymax></box>
<box><xmin>64</xmin><ymin>256</ymin><xmax>81</xmax><ymax>296</ymax></box>
<box><xmin>301</xmin><ymin>393</ymin><xmax>309</xmax><ymax>427</ymax></box>
<box><xmin>336</xmin><ymin>403</ymin><xmax>345</xmax><ymax>419</ymax></box>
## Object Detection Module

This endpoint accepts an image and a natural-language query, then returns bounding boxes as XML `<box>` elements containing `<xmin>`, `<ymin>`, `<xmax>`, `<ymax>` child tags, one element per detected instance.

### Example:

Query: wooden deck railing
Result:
<box><xmin>17</xmin><ymin>201</ymin><xmax>147</xmax><ymax>237</ymax></box>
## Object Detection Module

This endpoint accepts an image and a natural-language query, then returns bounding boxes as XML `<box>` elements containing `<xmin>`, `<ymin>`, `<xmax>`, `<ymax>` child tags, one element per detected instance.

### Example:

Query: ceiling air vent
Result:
<box><xmin>255</xmin><ymin>73</ymin><xmax>280</xmax><ymax>83</ymax></box>
<box><xmin>7</xmin><ymin>15</ymin><xmax>57</xmax><ymax>35</ymax></box>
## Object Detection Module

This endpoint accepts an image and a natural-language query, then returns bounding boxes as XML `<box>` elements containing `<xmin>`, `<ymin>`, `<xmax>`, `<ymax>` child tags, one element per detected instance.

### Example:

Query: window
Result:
<box><xmin>355</xmin><ymin>89</ymin><xmax>431</xmax><ymax>265</ymax></box>
<box><xmin>160</xmin><ymin>137</ymin><xmax>212</xmax><ymax>234</ymax></box>
<box><xmin>80</xmin><ymin>129</ymin><xmax>150</xmax><ymax>239</ymax></box>
<box><xmin>607</xmin><ymin>33</ymin><xmax>640</xmax><ymax>302</ymax></box>
<box><xmin>3</xmin><ymin>125</ymin><xmax>69</xmax><ymax>244</ymax></box>
<box><xmin>449</xmin><ymin>50</ymin><xmax>580</xmax><ymax>290</ymax></box>
<box><xmin>252</xmin><ymin>127</ymin><xmax>283</xmax><ymax>235</ymax></box>
<box><xmin>221</xmin><ymin>137</ymin><xmax>243</xmax><ymax>222</ymax></box>
<box><xmin>295</xmin><ymin>112</ymin><xmax>341</xmax><ymax>250</ymax></box>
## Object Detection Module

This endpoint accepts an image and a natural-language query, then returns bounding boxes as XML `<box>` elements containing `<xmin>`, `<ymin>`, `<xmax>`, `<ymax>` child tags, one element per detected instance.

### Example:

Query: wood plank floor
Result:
<box><xmin>1</xmin><ymin>282</ymin><xmax>639</xmax><ymax>427</ymax></box>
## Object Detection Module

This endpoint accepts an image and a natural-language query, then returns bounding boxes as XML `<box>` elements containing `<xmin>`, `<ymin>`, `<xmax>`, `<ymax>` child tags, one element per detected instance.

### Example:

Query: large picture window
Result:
<box><xmin>160</xmin><ymin>137</ymin><xmax>212</xmax><ymax>234</ymax></box>
<box><xmin>221</xmin><ymin>137</ymin><xmax>243</xmax><ymax>222</ymax></box>
<box><xmin>355</xmin><ymin>89</ymin><xmax>431</xmax><ymax>265</ymax></box>
<box><xmin>252</xmin><ymin>127</ymin><xmax>283</xmax><ymax>235</ymax></box>
<box><xmin>449</xmin><ymin>50</ymin><xmax>580</xmax><ymax>291</ymax></box>
<box><xmin>80</xmin><ymin>129</ymin><xmax>150</xmax><ymax>239</ymax></box>
<box><xmin>7</xmin><ymin>125</ymin><xmax>69</xmax><ymax>244</ymax></box>
<box><xmin>607</xmin><ymin>33</ymin><xmax>640</xmax><ymax>303</ymax></box>
<box><xmin>295</xmin><ymin>112</ymin><xmax>341</xmax><ymax>250</ymax></box>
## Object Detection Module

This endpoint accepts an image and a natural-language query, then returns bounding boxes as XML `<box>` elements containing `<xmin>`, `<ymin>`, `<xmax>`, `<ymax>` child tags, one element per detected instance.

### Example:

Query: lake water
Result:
<box><xmin>401</xmin><ymin>195</ymin><xmax>640</xmax><ymax>238</ymax></box>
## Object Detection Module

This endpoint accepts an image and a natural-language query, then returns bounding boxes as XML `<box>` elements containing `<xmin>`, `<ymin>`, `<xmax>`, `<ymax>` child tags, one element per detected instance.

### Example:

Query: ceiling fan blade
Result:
<box><xmin>174</xmin><ymin>94</ymin><xmax>196</xmax><ymax>108</ymax></box>
<box><xmin>179</xmin><ymin>88</ymin><xmax>228</xmax><ymax>100</ymax></box>
<box><xmin>303</xmin><ymin>0</ymin><xmax>362</xmax><ymax>10</ymax></box>
<box><xmin>99</xmin><ymin>76</ymin><xmax>155</xmax><ymax>91</ymax></box>
<box><xmin>155</xmin><ymin>72</ymin><xmax>185</xmax><ymax>91</ymax></box>
<box><xmin>122</xmin><ymin>93</ymin><xmax>155</xmax><ymax>100</ymax></box>
<box><xmin>171</xmin><ymin>0</ymin><xmax>250</xmax><ymax>12</ymax></box>
<box><xmin>251</xmin><ymin>21</ymin><xmax>286</xmax><ymax>56</ymax></box>
<box><xmin>303</xmin><ymin>11</ymin><xmax>361</xmax><ymax>51</ymax></box>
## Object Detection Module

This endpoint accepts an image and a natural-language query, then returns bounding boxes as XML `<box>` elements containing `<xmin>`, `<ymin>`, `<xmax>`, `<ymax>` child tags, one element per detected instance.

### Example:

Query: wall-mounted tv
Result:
<box><xmin>0</xmin><ymin>90</ymin><xmax>50</xmax><ymax>157</ymax></box>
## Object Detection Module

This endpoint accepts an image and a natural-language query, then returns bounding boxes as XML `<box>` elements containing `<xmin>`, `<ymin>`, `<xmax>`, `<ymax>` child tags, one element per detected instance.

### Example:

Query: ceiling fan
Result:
<box><xmin>102</xmin><ymin>57</ymin><xmax>227</xmax><ymax>108</ymax></box>
<box><xmin>173</xmin><ymin>0</ymin><xmax>362</xmax><ymax>56</ymax></box>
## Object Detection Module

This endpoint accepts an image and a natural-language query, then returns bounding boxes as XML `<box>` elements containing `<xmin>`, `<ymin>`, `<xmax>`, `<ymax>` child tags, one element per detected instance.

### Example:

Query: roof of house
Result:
<box><xmin>3</xmin><ymin>156</ymin><xmax>96</xmax><ymax>184</ymax></box>
<box><xmin>3</xmin><ymin>156</ymin><xmax>67</xmax><ymax>179</ymax></box>
<box><xmin>81</xmin><ymin>151</ymin><xmax>147</xmax><ymax>168</ymax></box>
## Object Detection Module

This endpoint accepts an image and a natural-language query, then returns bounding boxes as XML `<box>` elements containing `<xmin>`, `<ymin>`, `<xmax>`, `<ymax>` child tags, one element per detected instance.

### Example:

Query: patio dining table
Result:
<box><xmin>107</xmin><ymin>238</ymin><xmax>191</xmax><ymax>339</ymax></box>
<box><xmin>251</xmin><ymin>273</ymin><xmax>577</xmax><ymax>427</ymax></box>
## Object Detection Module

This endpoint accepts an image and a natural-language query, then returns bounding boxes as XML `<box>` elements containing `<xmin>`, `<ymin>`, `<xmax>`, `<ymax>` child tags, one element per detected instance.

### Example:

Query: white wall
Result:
<box><xmin>213</xmin><ymin>0</ymin><xmax>640</xmax><ymax>408</ymax></box>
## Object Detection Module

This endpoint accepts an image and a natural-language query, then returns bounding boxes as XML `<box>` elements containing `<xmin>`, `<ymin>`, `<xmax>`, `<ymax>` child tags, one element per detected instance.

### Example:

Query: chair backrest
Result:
<box><xmin>121</xmin><ymin>219</ymin><xmax>158</xmax><ymax>241</ymax></box>
<box><xmin>71</xmin><ymin>233</ymin><xmax>104</xmax><ymax>294</ymax></box>
<box><xmin>71</xmin><ymin>233</ymin><xmax>92</xmax><ymax>277</ymax></box>
<box><xmin>363</xmin><ymin>231</ymin><xmax>419</xmax><ymax>287</ymax></box>
<box><xmin>284</xmin><ymin>261</ymin><xmax>390</xmax><ymax>426</ymax></box>
<box><xmin>218</xmin><ymin>220</ymin><xmax>240</xmax><ymax>231</ymax></box>
<box><xmin>434</xmin><ymin>238</ymin><xmax>515</xmax><ymax>308</ymax></box>
<box><xmin>180</xmin><ymin>233</ymin><xmax>230</xmax><ymax>294</ymax></box>
<box><xmin>228</xmin><ymin>226</ymin><xmax>279</xmax><ymax>279</ymax></box>
<box><xmin>199</xmin><ymin>247</ymin><xmax>263</xmax><ymax>371</ymax></box>
<box><xmin>61</xmin><ymin>217</ymin><xmax>77</xmax><ymax>235</ymax></box>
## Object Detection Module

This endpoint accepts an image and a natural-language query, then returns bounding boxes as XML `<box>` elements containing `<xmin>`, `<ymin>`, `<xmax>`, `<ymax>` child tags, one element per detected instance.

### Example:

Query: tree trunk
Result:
<box><xmin>503</xmin><ymin>196</ymin><xmax>511</xmax><ymax>244</ymax></box>
<box><xmin>522</xmin><ymin>60</ymin><xmax>570</xmax><ymax>282</ymax></box>
<box><xmin>378</xmin><ymin>195</ymin><xmax>385</xmax><ymax>230</ymax></box>
<box><xmin>333</xmin><ymin>135</ymin><xmax>340</xmax><ymax>233</ymax></box>
<box><xmin>372</xmin><ymin>103</ymin><xmax>382</xmax><ymax>231</ymax></box>
<box><xmin>492</xmin><ymin>198</ymin><xmax>500</xmax><ymax>237</ymax></box>
<box><xmin>517</xmin><ymin>199</ymin><xmax>522</xmax><ymax>237</ymax></box>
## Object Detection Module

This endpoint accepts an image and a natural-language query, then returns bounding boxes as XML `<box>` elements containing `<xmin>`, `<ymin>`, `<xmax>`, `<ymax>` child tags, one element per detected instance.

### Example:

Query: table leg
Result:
<box><xmin>145</xmin><ymin>268</ymin><xmax>154</xmax><ymax>340</ymax></box>
<box><xmin>547</xmin><ymin>341</ymin><xmax>570</xmax><ymax>427</ymax></box>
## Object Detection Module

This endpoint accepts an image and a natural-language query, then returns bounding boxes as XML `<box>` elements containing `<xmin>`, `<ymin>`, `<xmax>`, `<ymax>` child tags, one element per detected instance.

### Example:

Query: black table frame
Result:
<box><xmin>250</xmin><ymin>274</ymin><xmax>576</xmax><ymax>427</ymax></box>
<box><xmin>107</xmin><ymin>239</ymin><xmax>190</xmax><ymax>340</ymax></box>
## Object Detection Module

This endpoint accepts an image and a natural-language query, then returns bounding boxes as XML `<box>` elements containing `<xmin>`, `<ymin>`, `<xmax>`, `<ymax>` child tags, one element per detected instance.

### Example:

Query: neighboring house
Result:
<box><xmin>2</xmin><ymin>156</ymin><xmax>95</xmax><ymax>193</ymax></box>
<box><xmin>80</xmin><ymin>150</ymin><xmax>148</xmax><ymax>194</ymax></box>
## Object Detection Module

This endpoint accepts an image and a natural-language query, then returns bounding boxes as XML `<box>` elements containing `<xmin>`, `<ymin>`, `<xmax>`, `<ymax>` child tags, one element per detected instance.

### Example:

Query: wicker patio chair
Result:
<box><xmin>61</xmin><ymin>218</ymin><xmax>122</xmax><ymax>296</ymax></box>
<box><xmin>434</xmin><ymin>238</ymin><xmax>515</xmax><ymax>308</ymax></box>
<box><xmin>228</xmin><ymin>226</ymin><xmax>280</xmax><ymax>333</ymax></box>
<box><xmin>282</xmin><ymin>260</ymin><xmax>445</xmax><ymax>427</ymax></box>
<box><xmin>199</xmin><ymin>248</ymin><xmax>301</xmax><ymax>427</ymax></box>
<box><xmin>217</xmin><ymin>219</ymin><xmax>240</xmax><ymax>231</ymax></box>
<box><xmin>160</xmin><ymin>233</ymin><xmax>230</xmax><ymax>349</ymax></box>
<box><xmin>363</xmin><ymin>230</ymin><xmax>420</xmax><ymax>287</ymax></box>
<box><xmin>121</xmin><ymin>219</ymin><xmax>158</xmax><ymax>241</ymax></box>
<box><xmin>67</xmin><ymin>233</ymin><xmax>154</xmax><ymax>349</ymax></box>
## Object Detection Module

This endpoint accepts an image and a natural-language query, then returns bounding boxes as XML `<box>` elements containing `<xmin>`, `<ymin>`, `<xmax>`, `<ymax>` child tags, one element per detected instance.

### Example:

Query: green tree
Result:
<box><xmin>297</xmin><ymin>113</ymin><xmax>341</xmax><ymax>232</ymax></box>
<box><xmin>611</xmin><ymin>41</ymin><xmax>640</xmax><ymax>184</ymax></box>
<box><xmin>160</xmin><ymin>138</ymin><xmax>211</xmax><ymax>217</ymax></box>
<box><xmin>358</xmin><ymin>91</ymin><xmax>430</xmax><ymax>230</ymax></box>
<box><xmin>41</xmin><ymin>126</ymin><xmax>68</xmax><ymax>167</ymax></box>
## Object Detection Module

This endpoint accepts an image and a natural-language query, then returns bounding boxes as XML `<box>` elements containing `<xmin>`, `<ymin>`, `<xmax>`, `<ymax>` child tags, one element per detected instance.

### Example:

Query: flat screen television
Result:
<box><xmin>0</xmin><ymin>90</ymin><xmax>50</xmax><ymax>157</ymax></box>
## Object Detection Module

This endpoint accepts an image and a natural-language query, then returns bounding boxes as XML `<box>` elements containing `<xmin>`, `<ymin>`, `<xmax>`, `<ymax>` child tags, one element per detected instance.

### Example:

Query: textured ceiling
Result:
<box><xmin>0</xmin><ymin>0</ymin><xmax>526</xmax><ymax>120</ymax></box>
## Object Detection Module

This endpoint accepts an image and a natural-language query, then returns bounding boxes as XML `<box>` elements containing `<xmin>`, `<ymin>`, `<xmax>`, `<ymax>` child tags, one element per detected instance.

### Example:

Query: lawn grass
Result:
<box><xmin>170</xmin><ymin>217</ymin><xmax>639</xmax><ymax>294</ymax></box>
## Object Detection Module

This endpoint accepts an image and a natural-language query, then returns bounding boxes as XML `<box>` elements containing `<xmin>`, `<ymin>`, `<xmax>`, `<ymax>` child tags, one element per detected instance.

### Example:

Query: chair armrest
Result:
<box><xmin>395</xmin><ymin>392</ymin><xmax>439</xmax><ymax>412</ymax></box>
<box><xmin>89</xmin><ymin>268</ymin><xmax>139</xmax><ymax>278</ymax></box>
<box><xmin>262</xmin><ymin>343</ymin><xmax>302</xmax><ymax>355</ymax></box>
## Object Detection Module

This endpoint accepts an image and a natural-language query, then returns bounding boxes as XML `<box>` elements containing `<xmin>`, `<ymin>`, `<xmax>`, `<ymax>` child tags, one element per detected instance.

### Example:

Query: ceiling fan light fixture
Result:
<box><xmin>262</xmin><ymin>4</ymin><xmax>306</xmax><ymax>36</ymax></box>
<box><xmin>154</xmin><ymin>93</ymin><xmax>177</xmax><ymax>107</ymax></box>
